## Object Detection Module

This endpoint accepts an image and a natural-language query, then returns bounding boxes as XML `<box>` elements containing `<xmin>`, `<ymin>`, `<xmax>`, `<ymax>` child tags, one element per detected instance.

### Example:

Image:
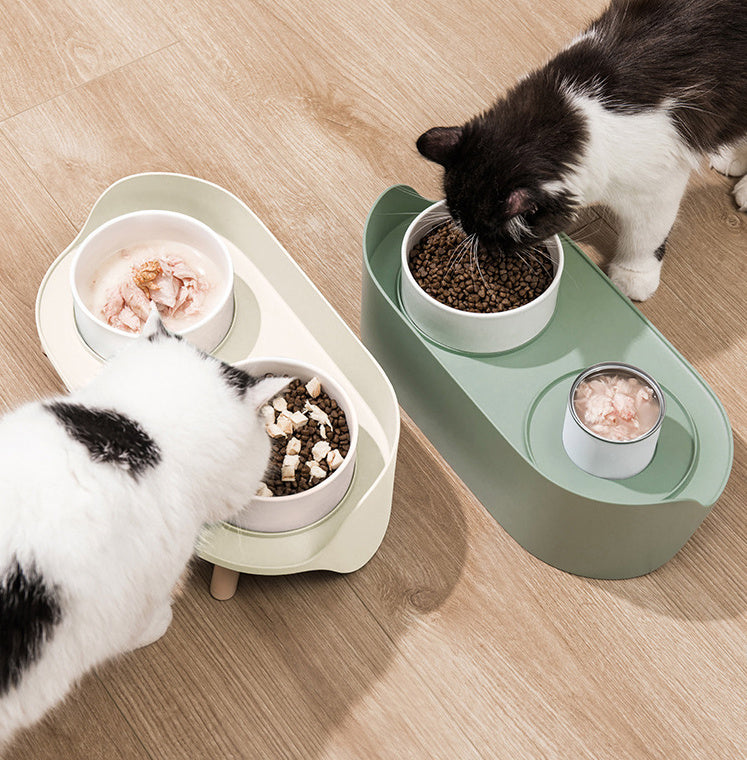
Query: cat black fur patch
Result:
<box><xmin>218</xmin><ymin>361</ymin><xmax>258</xmax><ymax>398</ymax></box>
<box><xmin>46</xmin><ymin>402</ymin><xmax>161</xmax><ymax>478</ymax></box>
<box><xmin>147</xmin><ymin>319</ymin><xmax>182</xmax><ymax>342</ymax></box>
<box><xmin>655</xmin><ymin>239</ymin><xmax>667</xmax><ymax>262</ymax></box>
<box><xmin>551</xmin><ymin>0</ymin><xmax>747</xmax><ymax>152</ymax></box>
<box><xmin>0</xmin><ymin>560</ymin><xmax>62</xmax><ymax>695</ymax></box>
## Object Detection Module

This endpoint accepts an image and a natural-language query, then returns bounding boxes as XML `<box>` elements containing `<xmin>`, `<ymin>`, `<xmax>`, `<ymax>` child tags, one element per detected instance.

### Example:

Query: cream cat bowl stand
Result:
<box><xmin>36</xmin><ymin>173</ymin><xmax>399</xmax><ymax>600</ymax></box>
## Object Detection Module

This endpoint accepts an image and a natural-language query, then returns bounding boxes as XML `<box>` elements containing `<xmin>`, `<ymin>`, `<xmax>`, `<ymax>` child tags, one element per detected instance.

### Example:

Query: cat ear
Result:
<box><xmin>246</xmin><ymin>375</ymin><xmax>293</xmax><ymax>411</ymax></box>
<box><xmin>140</xmin><ymin>304</ymin><xmax>167</xmax><ymax>340</ymax></box>
<box><xmin>506</xmin><ymin>188</ymin><xmax>534</xmax><ymax>217</ymax></box>
<box><xmin>416</xmin><ymin>127</ymin><xmax>463</xmax><ymax>166</ymax></box>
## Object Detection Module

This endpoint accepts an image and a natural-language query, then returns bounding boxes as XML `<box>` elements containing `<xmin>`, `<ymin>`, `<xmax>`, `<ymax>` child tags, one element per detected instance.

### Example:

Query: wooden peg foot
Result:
<box><xmin>210</xmin><ymin>565</ymin><xmax>240</xmax><ymax>600</ymax></box>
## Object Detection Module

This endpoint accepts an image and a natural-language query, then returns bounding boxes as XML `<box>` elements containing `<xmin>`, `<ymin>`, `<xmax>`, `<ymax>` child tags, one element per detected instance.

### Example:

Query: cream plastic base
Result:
<box><xmin>36</xmin><ymin>173</ymin><xmax>399</xmax><ymax>599</ymax></box>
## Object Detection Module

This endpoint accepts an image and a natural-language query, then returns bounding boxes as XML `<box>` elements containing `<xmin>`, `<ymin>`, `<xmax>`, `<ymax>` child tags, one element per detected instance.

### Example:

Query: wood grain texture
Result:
<box><xmin>0</xmin><ymin>0</ymin><xmax>745</xmax><ymax>757</ymax></box>
<box><xmin>0</xmin><ymin>0</ymin><xmax>175</xmax><ymax>119</ymax></box>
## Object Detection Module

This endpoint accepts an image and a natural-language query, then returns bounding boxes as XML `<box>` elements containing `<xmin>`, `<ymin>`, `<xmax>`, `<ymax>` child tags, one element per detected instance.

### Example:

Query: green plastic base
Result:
<box><xmin>362</xmin><ymin>185</ymin><xmax>733</xmax><ymax>579</ymax></box>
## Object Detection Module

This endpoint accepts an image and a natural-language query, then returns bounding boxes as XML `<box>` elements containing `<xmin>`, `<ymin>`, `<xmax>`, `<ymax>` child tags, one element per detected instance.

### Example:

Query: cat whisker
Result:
<box><xmin>444</xmin><ymin>236</ymin><xmax>472</xmax><ymax>277</ymax></box>
<box><xmin>470</xmin><ymin>235</ymin><xmax>491</xmax><ymax>292</ymax></box>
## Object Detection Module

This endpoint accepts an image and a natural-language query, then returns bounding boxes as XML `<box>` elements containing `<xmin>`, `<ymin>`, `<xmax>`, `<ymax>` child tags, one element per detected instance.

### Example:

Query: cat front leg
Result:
<box><xmin>733</xmin><ymin>175</ymin><xmax>747</xmax><ymax>212</ymax></box>
<box><xmin>607</xmin><ymin>167</ymin><xmax>691</xmax><ymax>301</ymax></box>
<box><xmin>709</xmin><ymin>137</ymin><xmax>747</xmax><ymax>178</ymax></box>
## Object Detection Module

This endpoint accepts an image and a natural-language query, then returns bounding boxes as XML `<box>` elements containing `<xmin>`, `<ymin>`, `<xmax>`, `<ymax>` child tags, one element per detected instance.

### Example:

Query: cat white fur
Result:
<box><xmin>0</xmin><ymin>315</ymin><xmax>287</xmax><ymax>749</ymax></box>
<box><xmin>544</xmin><ymin>90</ymin><xmax>703</xmax><ymax>300</ymax></box>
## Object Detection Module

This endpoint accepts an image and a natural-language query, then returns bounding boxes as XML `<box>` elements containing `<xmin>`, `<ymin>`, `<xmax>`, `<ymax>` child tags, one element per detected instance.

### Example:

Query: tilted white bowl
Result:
<box><xmin>399</xmin><ymin>200</ymin><xmax>564</xmax><ymax>354</ymax></box>
<box><xmin>228</xmin><ymin>357</ymin><xmax>359</xmax><ymax>533</ymax></box>
<box><xmin>70</xmin><ymin>210</ymin><xmax>234</xmax><ymax>359</ymax></box>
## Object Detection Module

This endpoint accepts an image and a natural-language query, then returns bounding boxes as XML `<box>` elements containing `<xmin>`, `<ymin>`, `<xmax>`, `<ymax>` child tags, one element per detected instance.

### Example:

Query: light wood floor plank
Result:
<box><xmin>96</xmin><ymin>561</ymin><xmax>482</xmax><ymax>760</ymax></box>
<box><xmin>0</xmin><ymin>0</ymin><xmax>175</xmax><ymax>120</ymax></box>
<box><xmin>0</xmin><ymin>135</ymin><xmax>74</xmax><ymax>405</ymax></box>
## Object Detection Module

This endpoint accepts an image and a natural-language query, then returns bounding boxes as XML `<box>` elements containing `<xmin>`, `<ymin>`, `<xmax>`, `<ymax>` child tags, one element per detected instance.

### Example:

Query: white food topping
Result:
<box><xmin>266</xmin><ymin>423</ymin><xmax>287</xmax><ymax>439</ymax></box>
<box><xmin>327</xmin><ymin>449</ymin><xmax>344</xmax><ymax>470</ymax></box>
<box><xmin>311</xmin><ymin>440</ymin><xmax>331</xmax><ymax>462</ymax></box>
<box><xmin>289</xmin><ymin>411</ymin><xmax>308</xmax><ymax>430</ymax></box>
<box><xmin>305</xmin><ymin>376</ymin><xmax>321</xmax><ymax>398</ymax></box>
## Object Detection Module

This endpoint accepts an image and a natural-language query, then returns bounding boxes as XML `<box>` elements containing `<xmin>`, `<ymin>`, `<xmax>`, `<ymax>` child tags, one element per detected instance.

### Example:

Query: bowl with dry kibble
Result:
<box><xmin>399</xmin><ymin>200</ymin><xmax>564</xmax><ymax>353</ymax></box>
<box><xmin>228</xmin><ymin>357</ymin><xmax>358</xmax><ymax>533</ymax></box>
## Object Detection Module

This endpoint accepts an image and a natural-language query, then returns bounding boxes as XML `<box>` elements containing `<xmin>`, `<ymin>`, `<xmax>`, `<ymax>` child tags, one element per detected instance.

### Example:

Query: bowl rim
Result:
<box><xmin>69</xmin><ymin>209</ymin><xmax>234</xmax><ymax>340</ymax></box>
<box><xmin>567</xmin><ymin>361</ymin><xmax>667</xmax><ymax>445</ymax></box>
<box><xmin>400</xmin><ymin>200</ymin><xmax>564</xmax><ymax>320</ymax></box>
<box><xmin>234</xmin><ymin>356</ymin><xmax>359</xmax><ymax>504</ymax></box>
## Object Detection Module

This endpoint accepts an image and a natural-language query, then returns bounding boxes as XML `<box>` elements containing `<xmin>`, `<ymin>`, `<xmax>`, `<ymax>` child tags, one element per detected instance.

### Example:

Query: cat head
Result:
<box><xmin>91</xmin><ymin>308</ymin><xmax>289</xmax><ymax>437</ymax></box>
<box><xmin>416</xmin><ymin>74</ymin><xmax>587</xmax><ymax>252</ymax></box>
<box><xmin>136</xmin><ymin>308</ymin><xmax>290</xmax><ymax>411</ymax></box>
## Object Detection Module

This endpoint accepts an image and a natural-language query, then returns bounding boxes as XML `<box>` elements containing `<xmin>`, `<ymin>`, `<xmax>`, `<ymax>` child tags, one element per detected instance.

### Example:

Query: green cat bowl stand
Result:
<box><xmin>361</xmin><ymin>185</ymin><xmax>733</xmax><ymax>579</ymax></box>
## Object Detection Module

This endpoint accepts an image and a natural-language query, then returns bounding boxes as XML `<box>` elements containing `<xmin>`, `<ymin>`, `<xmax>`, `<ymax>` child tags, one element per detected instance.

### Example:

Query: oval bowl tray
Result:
<box><xmin>36</xmin><ymin>172</ymin><xmax>399</xmax><ymax>578</ymax></box>
<box><xmin>361</xmin><ymin>185</ymin><xmax>732</xmax><ymax>579</ymax></box>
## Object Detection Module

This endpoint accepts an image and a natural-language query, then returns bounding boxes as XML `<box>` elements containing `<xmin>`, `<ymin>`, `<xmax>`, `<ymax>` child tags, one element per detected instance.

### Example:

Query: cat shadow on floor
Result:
<box><xmin>7</xmin><ymin>418</ymin><xmax>471</xmax><ymax>760</ymax></box>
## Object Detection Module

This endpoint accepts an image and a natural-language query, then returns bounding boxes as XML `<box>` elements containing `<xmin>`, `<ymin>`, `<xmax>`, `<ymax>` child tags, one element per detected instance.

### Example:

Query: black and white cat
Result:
<box><xmin>417</xmin><ymin>0</ymin><xmax>747</xmax><ymax>300</ymax></box>
<box><xmin>0</xmin><ymin>312</ymin><xmax>288</xmax><ymax>748</ymax></box>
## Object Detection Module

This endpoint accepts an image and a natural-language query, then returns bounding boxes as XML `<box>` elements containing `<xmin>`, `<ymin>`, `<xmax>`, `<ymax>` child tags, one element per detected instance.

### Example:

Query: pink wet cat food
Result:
<box><xmin>573</xmin><ymin>372</ymin><xmax>660</xmax><ymax>442</ymax></box>
<box><xmin>81</xmin><ymin>240</ymin><xmax>223</xmax><ymax>333</ymax></box>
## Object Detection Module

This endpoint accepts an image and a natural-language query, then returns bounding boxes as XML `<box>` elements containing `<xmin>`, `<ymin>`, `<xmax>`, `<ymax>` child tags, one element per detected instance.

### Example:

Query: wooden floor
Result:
<box><xmin>2</xmin><ymin>0</ymin><xmax>745</xmax><ymax>757</ymax></box>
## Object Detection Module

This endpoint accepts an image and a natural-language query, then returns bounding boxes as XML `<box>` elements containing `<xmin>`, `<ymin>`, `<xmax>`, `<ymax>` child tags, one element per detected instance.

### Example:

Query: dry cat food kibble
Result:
<box><xmin>409</xmin><ymin>220</ymin><xmax>553</xmax><ymax>313</ymax></box>
<box><xmin>258</xmin><ymin>377</ymin><xmax>350</xmax><ymax>497</ymax></box>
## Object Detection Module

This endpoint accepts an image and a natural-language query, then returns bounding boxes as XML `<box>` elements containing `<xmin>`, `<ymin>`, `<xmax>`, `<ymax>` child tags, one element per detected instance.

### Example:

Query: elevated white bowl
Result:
<box><xmin>70</xmin><ymin>209</ymin><xmax>234</xmax><ymax>358</ymax></box>
<box><xmin>229</xmin><ymin>357</ymin><xmax>359</xmax><ymax>533</ymax></box>
<box><xmin>400</xmin><ymin>200</ymin><xmax>563</xmax><ymax>354</ymax></box>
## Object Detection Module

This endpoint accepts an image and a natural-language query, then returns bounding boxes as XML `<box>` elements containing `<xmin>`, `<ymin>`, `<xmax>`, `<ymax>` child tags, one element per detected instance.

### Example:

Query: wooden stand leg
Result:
<box><xmin>210</xmin><ymin>565</ymin><xmax>240</xmax><ymax>600</ymax></box>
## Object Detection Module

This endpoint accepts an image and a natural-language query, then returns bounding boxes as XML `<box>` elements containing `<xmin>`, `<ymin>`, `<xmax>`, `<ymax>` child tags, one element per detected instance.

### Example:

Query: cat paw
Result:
<box><xmin>734</xmin><ymin>176</ymin><xmax>747</xmax><ymax>212</ymax></box>
<box><xmin>710</xmin><ymin>144</ymin><xmax>747</xmax><ymax>177</ymax></box>
<box><xmin>607</xmin><ymin>262</ymin><xmax>661</xmax><ymax>301</ymax></box>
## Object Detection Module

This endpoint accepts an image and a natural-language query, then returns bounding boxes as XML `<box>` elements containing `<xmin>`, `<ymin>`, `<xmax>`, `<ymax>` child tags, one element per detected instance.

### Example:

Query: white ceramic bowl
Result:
<box><xmin>229</xmin><ymin>357</ymin><xmax>358</xmax><ymax>533</ymax></box>
<box><xmin>400</xmin><ymin>200</ymin><xmax>564</xmax><ymax>354</ymax></box>
<box><xmin>562</xmin><ymin>362</ymin><xmax>666</xmax><ymax>479</ymax></box>
<box><xmin>70</xmin><ymin>210</ymin><xmax>234</xmax><ymax>358</ymax></box>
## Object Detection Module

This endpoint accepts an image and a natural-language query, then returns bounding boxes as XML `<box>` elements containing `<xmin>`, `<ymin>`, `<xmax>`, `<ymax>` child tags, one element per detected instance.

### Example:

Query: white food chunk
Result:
<box><xmin>272</xmin><ymin>397</ymin><xmax>288</xmax><ymax>413</ymax></box>
<box><xmin>305</xmin><ymin>376</ymin><xmax>321</xmax><ymax>398</ymax></box>
<box><xmin>256</xmin><ymin>482</ymin><xmax>273</xmax><ymax>497</ymax></box>
<box><xmin>286</xmin><ymin>437</ymin><xmax>301</xmax><ymax>456</ymax></box>
<box><xmin>304</xmin><ymin>401</ymin><xmax>332</xmax><ymax>430</ymax></box>
<box><xmin>311</xmin><ymin>440</ymin><xmax>331</xmax><ymax>462</ymax></box>
<box><xmin>282</xmin><ymin>454</ymin><xmax>300</xmax><ymax>470</ymax></box>
<box><xmin>260</xmin><ymin>405</ymin><xmax>275</xmax><ymax>425</ymax></box>
<box><xmin>307</xmin><ymin>463</ymin><xmax>327</xmax><ymax>481</ymax></box>
<box><xmin>327</xmin><ymin>449</ymin><xmax>344</xmax><ymax>470</ymax></box>
<box><xmin>266</xmin><ymin>423</ymin><xmax>287</xmax><ymax>439</ymax></box>
<box><xmin>281</xmin><ymin>454</ymin><xmax>300</xmax><ymax>482</ymax></box>
<box><xmin>289</xmin><ymin>411</ymin><xmax>308</xmax><ymax>430</ymax></box>
<box><xmin>276</xmin><ymin>413</ymin><xmax>294</xmax><ymax>436</ymax></box>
